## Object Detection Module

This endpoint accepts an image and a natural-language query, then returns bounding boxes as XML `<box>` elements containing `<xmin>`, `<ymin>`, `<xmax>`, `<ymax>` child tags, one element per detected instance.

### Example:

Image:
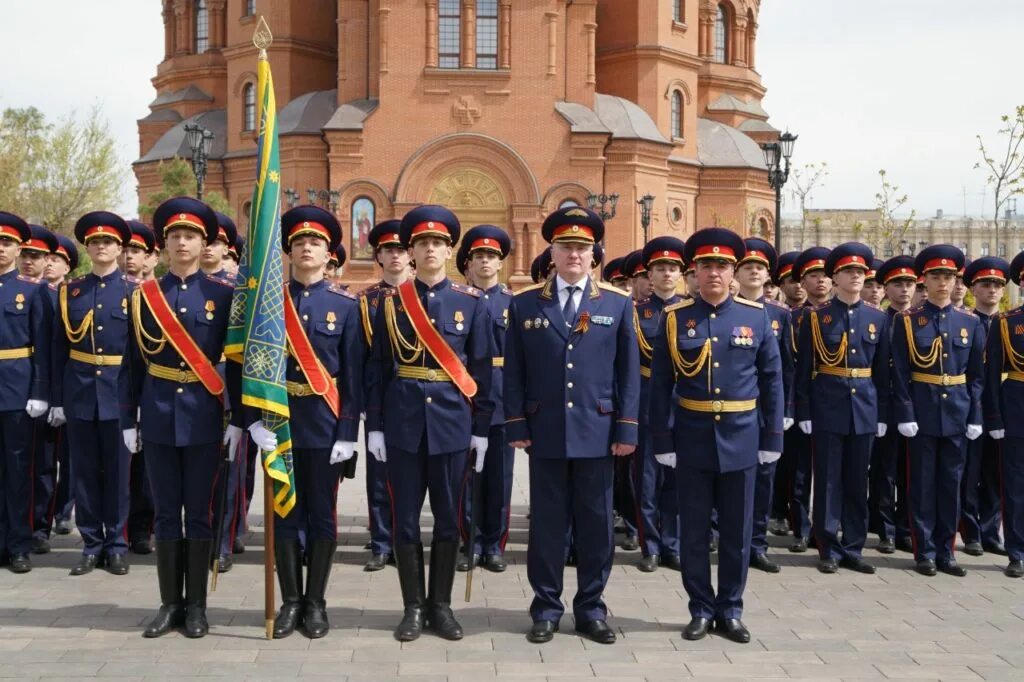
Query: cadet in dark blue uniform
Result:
<box><xmin>269</xmin><ymin>206</ymin><xmax>363</xmax><ymax>639</ymax></box>
<box><xmin>0</xmin><ymin>212</ymin><xmax>52</xmax><ymax>573</ymax></box>
<box><xmin>796</xmin><ymin>243</ymin><xmax>890</xmax><ymax>574</ymax></box>
<box><xmin>892</xmin><ymin>245</ymin><xmax>984</xmax><ymax>577</ymax></box>
<box><xmin>982</xmin><ymin>251</ymin><xmax>1024</xmax><ymax>578</ymax></box>
<box><xmin>52</xmin><ymin>213</ymin><xmax>137</xmax><ymax>576</ymax></box>
<box><xmin>358</xmin><ymin>220</ymin><xmax>410</xmax><ymax>572</ymax></box>
<box><xmin>505</xmin><ymin>206</ymin><xmax>638</xmax><ymax>645</ymax></box>
<box><xmin>960</xmin><ymin>257</ymin><xmax>1008</xmax><ymax>557</ymax></box>
<box><xmin>736</xmin><ymin>238</ymin><xmax>794</xmax><ymax>573</ymax></box>
<box><xmin>199</xmin><ymin>211</ymin><xmax>237</xmax><ymax>279</ymax></box>
<box><xmin>123</xmin><ymin>197</ymin><xmax>242</xmax><ymax>637</ymax></box>
<box><xmin>632</xmin><ymin>236</ymin><xmax>685</xmax><ymax>573</ymax></box>
<box><xmin>603</xmin><ymin>256</ymin><xmax>628</xmax><ymax>291</ymax></box>
<box><xmin>366</xmin><ymin>206</ymin><xmax>494</xmax><ymax>642</ymax></box>
<box><xmin>650</xmin><ymin>228</ymin><xmax>784</xmax><ymax>644</ymax></box>
<box><xmin>861</xmin><ymin>258</ymin><xmax>886</xmax><ymax>307</ymax></box>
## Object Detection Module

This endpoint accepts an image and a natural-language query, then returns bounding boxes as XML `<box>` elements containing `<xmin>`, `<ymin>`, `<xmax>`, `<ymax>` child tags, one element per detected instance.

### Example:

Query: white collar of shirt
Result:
<box><xmin>555</xmin><ymin>274</ymin><xmax>588</xmax><ymax>305</ymax></box>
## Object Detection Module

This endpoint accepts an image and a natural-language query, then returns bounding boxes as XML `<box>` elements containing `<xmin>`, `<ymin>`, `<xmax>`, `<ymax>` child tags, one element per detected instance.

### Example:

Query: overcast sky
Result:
<box><xmin>1</xmin><ymin>0</ymin><xmax>1019</xmax><ymax>220</ymax></box>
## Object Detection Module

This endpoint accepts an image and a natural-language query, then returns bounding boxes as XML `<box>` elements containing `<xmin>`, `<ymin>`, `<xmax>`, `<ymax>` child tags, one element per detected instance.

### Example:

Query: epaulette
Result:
<box><xmin>906</xmin><ymin>305</ymin><xmax>925</xmax><ymax>315</ymax></box>
<box><xmin>450</xmin><ymin>282</ymin><xmax>481</xmax><ymax>297</ymax></box>
<box><xmin>66</xmin><ymin>275</ymin><xmax>87</xmax><ymax>285</ymax></box>
<box><xmin>954</xmin><ymin>305</ymin><xmax>977</xmax><ymax>318</ymax></box>
<box><xmin>514</xmin><ymin>282</ymin><xmax>545</xmax><ymax>296</ymax></box>
<box><xmin>811</xmin><ymin>301</ymin><xmax>830</xmax><ymax>311</ymax></box>
<box><xmin>766</xmin><ymin>299</ymin><xmax>790</xmax><ymax>311</ymax></box>
<box><xmin>499</xmin><ymin>284</ymin><xmax>512</xmax><ymax>296</ymax></box>
<box><xmin>635</xmin><ymin>297</ymin><xmax>651</xmax><ymax>307</ymax></box>
<box><xmin>665</xmin><ymin>298</ymin><xmax>696</xmax><ymax>313</ymax></box>
<box><xmin>597</xmin><ymin>281</ymin><xmax>629</xmax><ymax>296</ymax></box>
<box><xmin>16</xmin><ymin>274</ymin><xmax>39</xmax><ymax>284</ymax></box>
<box><xmin>358</xmin><ymin>283</ymin><xmax>381</xmax><ymax>298</ymax></box>
<box><xmin>122</xmin><ymin>273</ymin><xmax>141</xmax><ymax>285</ymax></box>
<box><xmin>863</xmin><ymin>301</ymin><xmax>882</xmax><ymax>311</ymax></box>
<box><xmin>48</xmin><ymin>282</ymin><xmax>57</xmax><ymax>291</ymax></box>
<box><xmin>204</xmin><ymin>274</ymin><xmax>235</xmax><ymax>287</ymax></box>
<box><xmin>735</xmin><ymin>297</ymin><xmax>765</xmax><ymax>309</ymax></box>
<box><xmin>328</xmin><ymin>284</ymin><xmax>356</xmax><ymax>300</ymax></box>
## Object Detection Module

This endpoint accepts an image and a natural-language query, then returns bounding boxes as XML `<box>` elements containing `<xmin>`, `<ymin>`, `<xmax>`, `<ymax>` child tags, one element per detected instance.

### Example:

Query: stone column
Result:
<box><xmin>426</xmin><ymin>1</ymin><xmax>439</xmax><ymax>68</ymax></box>
<box><xmin>462</xmin><ymin>0</ymin><xmax>476</xmax><ymax>68</ymax></box>
<box><xmin>173</xmin><ymin>0</ymin><xmax>190</xmax><ymax>56</ymax></box>
<box><xmin>499</xmin><ymin>0</ymin><xmax>511</xmax><ymax>69</ymax></box>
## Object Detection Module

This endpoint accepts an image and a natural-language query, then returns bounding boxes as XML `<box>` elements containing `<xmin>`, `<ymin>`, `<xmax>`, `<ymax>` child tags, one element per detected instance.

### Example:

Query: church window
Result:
<box><xmin>673</xmin><ymin>0</ymin><xmax>683</xmax><ymax>23</ymax></box>
<box><xmin>439</xmin><ymin>0</ymin><xmax>461</xmax><ymax>69</ymax></box>
<box><xmin>195</xmin><ymin>0</ymin><xmax>209</xmax><ymax>54</ymax></box>
<box><xmin>671</xmin><ymin>90</ymin><xmax>683</xmax><ymax>139</ymax></box>
<box><xmin>713</xmin><ymin>3</ymin><xmax>728</xmax><ymax>63</ymax></box>
<box><xmin>476</xmin><ymin>1</ymin><xmax>499</xmax><ymax>69</ymax></box>
<box><xmin>243</xmin><ymin>83</ymin><xmax>256</xmax><ymax>131</ymax></box>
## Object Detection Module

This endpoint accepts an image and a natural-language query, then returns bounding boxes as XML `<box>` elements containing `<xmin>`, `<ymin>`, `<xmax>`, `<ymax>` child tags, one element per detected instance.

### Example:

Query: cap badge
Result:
<box><xmin>566</xmin><ymin>208</ymin><xmax>588</xmax><ymax>218</ymax></box>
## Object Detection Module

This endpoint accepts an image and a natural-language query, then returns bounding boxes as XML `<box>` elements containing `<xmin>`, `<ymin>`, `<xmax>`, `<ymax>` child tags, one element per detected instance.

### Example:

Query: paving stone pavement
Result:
<box><xmin>2</xmin><ymin>452</ymin><xmax>1023</xmax><ymax>681</ymax></box>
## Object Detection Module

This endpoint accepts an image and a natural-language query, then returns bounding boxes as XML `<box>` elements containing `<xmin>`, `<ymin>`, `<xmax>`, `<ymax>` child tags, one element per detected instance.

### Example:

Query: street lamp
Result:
<box><xmin>637</xmin><ymin>194</ymin><xmax>655</xmax><ymax>245</ymax></box>
<box><xmin>306</xmin><ymin>188</ymin><xmax>340</xmax><ymax>213</ymax></box>
<box><xmin>283</xmin><ymin>188</ymin><xmax>300</xmax><ymax>209</ymax></box>
<box><xmin>184</xmin><ymin>123</ymin><xmax>214</xmax><ymax>200</ymax></box>
<box><xmin>587</xmin><ymin>193</ymin><xmax>619</xmax><ymax>222</ymax></box>
<box><xmin>761</xmin><ymin>130</ymin><xmax>797</xmax><ymax>253</ymax></box>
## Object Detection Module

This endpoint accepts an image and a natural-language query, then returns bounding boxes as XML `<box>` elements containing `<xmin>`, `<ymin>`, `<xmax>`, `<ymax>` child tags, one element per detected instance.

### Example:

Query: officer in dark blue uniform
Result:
<box><xmin>52</xmin><ymin>212</ymin><xmax>137</xmax><ymax>576</ymax></box>
<box><xmin>796</xmin><ymin>243</ymin><xmax>890</xmax><ymax>574</ymax></box>
<box><xmin>358</xmin><ymin>219</ymin><xmax>410</xmax><ymax>572</ymax></box>
<box><xmin>200</xmin><ymin>211</ymin><xmax>237</xmax><ymax>279</ymax></box>
<box><xmin>0</xmin><ymin>212</ymin><xmax>52</xmax><ymax>573</ymax></box>
<box><xmin>631</xmin><ymin>236</ymin><xmax>686</xmax><ymax>573</ymax></box>
<box><xmin>982</xmin><ymin>251</ymin><xmax>1024</xmax><ymax>578</ymax></box>
<box><xmin>960</xmin><ymin>256</ymin><xmax>1008</xmax><ymax>557</ymax></box>
<box><xmin>268</xmin><ymin>206</ymin><xmax>363</xmax><ymax>639</ymax></box>
<box><xmin>366</xmin><ymin>205</ymin><xmax>494</xmax><ymax>642</ymax></box>
<box><xmin>649</xmin><ymin>228</ymin><xmax>784</xmax><ymax>644</ymax></box>
<box><xmin>867</xmin><ymin>256</ymin><xmax>917</xmax><ymax>554</ymax></box>
<box><xmin>892</xmin><ymin>245</ymin><xmax>984</xmax><ymax>577</ymax></box>
<box><xmin>736</xmin><ymin>238</ymin><xmax>794</xmax><ymax>573</ymax></box>
<box><xmin>123</xmin><ymin>197</ymin><xmax>242</xmax><ymax>637</ymax></box>
<box><xmin>455</xmin><ymin>225</ymin><xmax>514</xmax><ymax>573</ymax></box>
<box><xmin>505</xmin><ymin>206</ymin><xmax>639</xmax><ymax>645</ymax></box>
<box><xmin>603</xmin><ymin>256</ymin><xmax>628</xmax><ymax>291</ymax></box>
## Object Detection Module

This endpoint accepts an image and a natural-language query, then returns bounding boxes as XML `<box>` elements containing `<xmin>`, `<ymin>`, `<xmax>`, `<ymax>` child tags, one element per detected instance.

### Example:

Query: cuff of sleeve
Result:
<box><xmin>614</xmin><ymin>420</ymin><xmax>638</xmax><ymax>446</ymax></box>
<box><xmin>505</xmin><ymin>418</ymin><xmax>529</xmax><ymax>442</ymax></box>
<box><xmin>759</xmin><ymin>430</ymin><xmax>784</xmax><ymax>454</ymax></box>
<box><xmin>336</xmin><ymin>420</ymin><xmax>359</xmax><ymax>443</ymax></box>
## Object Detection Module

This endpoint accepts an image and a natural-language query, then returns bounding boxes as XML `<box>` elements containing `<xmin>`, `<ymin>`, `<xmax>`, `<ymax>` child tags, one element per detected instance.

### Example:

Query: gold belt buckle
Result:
<box><xmin>941</xmin><ymin>374</ymin><xmax>951</xmax><ymax>386</ymax></box>
<box><xmin>426</xmin><ymin>368</ymin><xmax>437</xmax><ymax>381</ymax></box>
<box><xmin>711</xmin><ymin>400</ymin><xmax>724</xmax><ymax>413</ymax></box>
<box><xmin>849</xmin><ymin>368</ymin><xmax>859</xmax><ymax>378</ymax></box>
<box><xmin>178</xmin><ymin>370</ymin><xmax>190</xmax><ymax>383</ymax></box>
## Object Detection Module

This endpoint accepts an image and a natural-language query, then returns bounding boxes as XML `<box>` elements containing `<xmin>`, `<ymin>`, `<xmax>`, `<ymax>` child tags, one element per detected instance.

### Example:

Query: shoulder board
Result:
<box><xmin>122</xmin><ymin>274</ymin><xmax>141</xmax><ymax>285</ymax></box>
<box><xmin>636</xmin><ymin>297</ymin><xmax>651</xmax><ymax>307</ymax></box>
<box><xmin>204</xmin><ymin>274</ymin><xmax>235</xmax><ymax>288</ymax></box>
<box><xmin>67</xmin><ymin>275</ymin><xmax>87</xmax><ymax>285</ymax></box>
<box><xmin>358</xmin><ymin>283</ymin><xmax>381</xmax><ymax>297</ymax></box>
<box><xmin>864</xmin><ymin>302</ymin><xmax>882</xmax><ymax>311</ymax></box>
<box><xmin>597</xmin><ymin>281</ymin><xmax>629</xmax><ymax>296</ymax></box>
<box><xmin>954</xmin><ymin>306</ymin><xmax>977</xmax><ymax>318</ymax></box>
<box><xmin>16</xmin><ymin>274</ymin><xmax>39</xmax><ymax>284</ymax></box>
<box><xmin>48</xmin><ymin>282</ymin><xmax>58</xmax><ymax>291</ymax></box>
<box><xmin>499</xmin><ymin>284</ymin><xmax>512</xmax><ymax>296</ymax></box>
<box><xmin>766</xmin><ymin>299</ymin><xmax>790</xmax><ymax>311</ymax></box>
<box><xmin>905</xmin><ymin>305</ymin><xmax>924</xmax><ymax>315</ymax></box>
<box><xmin>665</xmin><ymin>298</ymin><xmax>696</xmax><ymax>313</ymax></box>
<box><xmin>450</xmin><ymin>282</ymin><xmax>481</xmax><ymax>297</ymax></box>
<box><xmin>735</xmin><ymin>297</ymin><xmax>764</xmax><ymax>309</ymax></box>
<box><xmin>514</xmin><ymin>283</ymin><xmax>545</xmax><ymax>296</ymax></box>
<box><xmin>812</xmin><ymin>301</ymin><xmax>831</xmax><ymax>311</ymax></box>
<box><xmin>328</xmin><ymin>285</ymin><xmax>356</xmax><ymax>300</ymax></box>
<box><xmin>1004</xmin><ymin>306</ymin><xmax>1024</xmax><ymax>318</ymax></box>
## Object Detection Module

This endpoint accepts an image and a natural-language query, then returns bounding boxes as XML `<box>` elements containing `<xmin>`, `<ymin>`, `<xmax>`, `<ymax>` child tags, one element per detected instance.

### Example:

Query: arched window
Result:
<box><xmin>476</xmin><ymin>0</ymin><xmax>499</xmax><ymax>69</ymax></box>
<box><xmin>351</xmin><ymin>197</ymin><xmax>376</xmax><ymax>260</ymax></box>
<box><xmin>713</xmin><ymin>3</ymin><xmax>728</xmax><ymax>64</ymax></box>
<box><xmin>673</xmin><ymin>0</ymin><xmax>683</xmax><ymax>23</ymax></box>
<box><xmin>670</xmin><ymin>90</ymin><xmax>683</xmax><ymax>139</ymax></box>
<box><xmin>195</xmin><ymin>0</ymin><xmax>209</xmax><ymax>54</ymax></box>
<box><xmin>982</xmin><ymin>242</ymin><xmax>991</xmax><ymax>256</ymax></box>
<box><xmin>243</xmin><ymin>83</ymin><xmax>256</xmax><ymax>131</ymax></box>
<box><xmin>559</xmin><ymin>199</ymin><xmax>580</xmax><ymax>209</ymax></box>
<box><xmin>438</xmin><ymin>0</ymin><xmax>461</xmax><ymax>69</ymax></box>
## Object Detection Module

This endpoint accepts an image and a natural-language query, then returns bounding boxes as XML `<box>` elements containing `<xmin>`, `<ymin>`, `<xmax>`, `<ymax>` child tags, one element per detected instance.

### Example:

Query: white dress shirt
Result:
<box><xmin>555</xmin><ymin>274</ymin><xmax>588</xmax><ymax>317</ymax></box>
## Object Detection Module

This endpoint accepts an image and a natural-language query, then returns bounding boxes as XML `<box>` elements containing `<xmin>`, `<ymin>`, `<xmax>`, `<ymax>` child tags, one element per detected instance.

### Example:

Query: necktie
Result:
<box><xmin>563</xmin><ymin>285</ymin><xmax>578</xmax><ymax>327</ymax></box>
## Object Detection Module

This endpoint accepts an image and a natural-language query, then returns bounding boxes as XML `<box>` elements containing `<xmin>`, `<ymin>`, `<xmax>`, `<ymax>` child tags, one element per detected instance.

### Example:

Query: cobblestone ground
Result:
<box><xmin>2</xmin><ymin>452</ymin><xmax>1023</xmax><ymax>681</ymax></box>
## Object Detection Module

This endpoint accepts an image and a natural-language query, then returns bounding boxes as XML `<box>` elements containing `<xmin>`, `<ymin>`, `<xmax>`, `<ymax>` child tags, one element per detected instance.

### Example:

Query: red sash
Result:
<box><xmin>397</xmin><ymin>280</ymin><xmax>477</xmax><ymax>399</ymax></box>
<box><xmin>283</xmin><ymin>287</ymin><xmax>340</xmax><ymax>418</ymax></box>
<box><xmin>139</xmin><ymin>279</ymin><xmax>225</xmax><ymax>400</ymax></box>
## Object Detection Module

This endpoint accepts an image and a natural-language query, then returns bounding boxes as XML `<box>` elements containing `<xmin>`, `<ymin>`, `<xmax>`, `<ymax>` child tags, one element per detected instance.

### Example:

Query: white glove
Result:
<box><xmin>758</xmin><ymin>450</ymin><xmax>782</xmax><ymax>465</ymax></box>
<box><xmin>898</xmin><ymin>422</ymin><xmax>919</xmax><ymax>438</ymax></box>
<box><xmin>47</xmin><ymin>406</ymin><xmax>66</xmax><ymax>427</ymax></box>
<box><xmin>798</xmin><ymin>420</ymin><xmax>812</xmax><ymax>435</ymax></box>
<box><xmin>655</xmin><ymin>452</ymin><xmax>677</xmax><ymax>468</ymax></box>
<box><xmin>368</xmin><ymin>431</ymin><xmax>387</xmax><ymax>463</ymax></box>
<box><xmin>222</xmin><ymin>425</ymin><xmax>242</xmax><ymax>462</ymax></box>
<box><xmin>122</xmin><ymin>428</ymin><xmax>141</xmax><ymax>454</ymax></box>
<box><xmin>877</xmin><ymin>423</ymin><xmax>887</xmax><ymax>438</ymax></box>
<box><xmin>470</xmin><ymin>436</ymin><xmax>488</xmax><ymax>473</ymax></box>
<box><xmin>966</xmin><ymin>424</ymin><xmax>983</xmax><ymax>441</ymax></box>
<box><xmin>330</xmin><ymin>440</ymin><xmax>355</xmax><ymax>464</ymax></box>
<box><xmin>26</xmin><ymin>399</ymin><xmax>49</xmax><ymax>418</ymax></box>
<box><xmin>990</xmin><ymin>429</ymin><xmax>1006</xmax><ymax>440</ymax></box>
<box><xmin>783</xmin><ymin>417</ymin><xmax>794</xmax><ymax>431</ymax></box>
<box><xmin>248</xmin><ymin>421</ymin><xmax>278</xmax><ymax>452</ymax></box>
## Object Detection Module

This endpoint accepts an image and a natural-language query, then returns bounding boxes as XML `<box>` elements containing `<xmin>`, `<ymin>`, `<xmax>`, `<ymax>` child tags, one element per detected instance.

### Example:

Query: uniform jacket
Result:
<box><xmin>0</xmin><ymin>269</ymin><xmax>52</xmax><ymax>410</ymax></box>
<box><xmin>635</xmin><ymin>293</ymin><xmax>681</xmax><ymax>425</ymax></box>
<box><xmin>481</xmin><ymin>283</ymin><xmax>512</xmax><ymax>426</ymax></box>
<box><xmin>983</xmin><ymin>306</ymin><xmax>1024</xmax><ymax>436</ymax></box>
<box><xmin>759</xmin><ymin>296</ymin><xmax>795</xmax><ymax>419</ymax></box>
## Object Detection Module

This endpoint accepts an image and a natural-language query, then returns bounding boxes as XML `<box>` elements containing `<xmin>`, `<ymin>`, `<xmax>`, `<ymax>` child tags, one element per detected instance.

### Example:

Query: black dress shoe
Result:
<box><xmin>31</xmin><ymin>536</ymin><xmax>50</xmax><ymax>555</ymax></box>
<box><xmin>363</xmin><ymin>541</ymin><xmax>373</xmax><ymax>550</ymax></box>
<box><xmin>215</xmin><ymin>553</ymin><xmax>232</xmax><ymax>573</ymax></box>
<box><xmin>8</xmin><ymin>553</ymin><xmax>31</xmax><ymax>574</ymax></box>
<box><xmin>482</xmin><ymin>553</ymin><xmax>507</xmax><ymax>572</ymax></box>
<box><xmin>232</xmin><ymin>536</ymin><xmax>246</xmax><ymax>554</ymax></box>
<box><xmin>636</xmin><ymin>554</ymin><xmax>659</xmax><ymax>573</ymax></box>
<box><xmin>789</xmin><ymin>538</ymin><xmax>808</xmax><ymax>553</ymax></box>
<box><xmin>364</xmin><ymin>553</ymin><xmax>391</xmax><ymax>572</ymax></box>
<box><xmin>896</xmin><ymin>537</ymin><xmax>914</xmax><ymax>553</ymax></box>
<box><xmin>708</xmin><ymin>536</ymin><xmax>719</xmax><ymax>553</ymax></box>
<box><xmin>131</xmin><ymin>538</ymin><xmax>153</xmax><ymax>555</ymax></box>
<box><xmin>817</xmin><ymin>558</ymin><xmax>838</xmax><ymax>574</ymax></box>
<box><xmin>1005</xmin><ymin>560</ymin><xmax>1024</xmax><ymax>578</ymax></box>
<box><xmin>984</xmin><ymin>542</ymin><xmax>1008</xmax><ymax>556</ymax></box>
<box><xmin>963</xmin><ymin>541</ymin><xmax>984</xmax><ymax>556</ymax></box>
<box><xmin>456</xmin><ymin>552</ymin><xmax>480</xmax><ymax>572</ymax></box>
<box><xmin>106</xmin><ymin>553</ymin><xmax>130</xmax><ymax>576</ymax></box>
<box><xmin>839</xmin><ymin>555</ymin><xmax>876</xmax><ymax>574</ymax></box>
<box><xmin>54</xmin><ymin>519</ymin><xmax>72</xmax><ymax>535</ymax></box>
<box><xmin>716</xmin><ymin>618</ymin><xmax>751</xmax><ymax>644</ymax></box>
<box><xmin>662</xmin><ymin>553</ymin><xmax>682</xmax><ymax>571</ymax></box>
<box><xmin>575</xmin><ymin>619</ymin><xmax>616</xmax><ymax>644</ymax></box>
<box><xmin>682</xmin><ymin>616</ymin><xmax>711</xmax><ymax>641</ymax></box>
<box><xmin>621</xmin><ymin>535</ymin><xmax>639</xmax><ymax>551</ymax></box>
<box><xmin>937</xmin><ymin>560</ymin><xmax>967</xmax><ymax>577</ymax></box>
<box><xmin>70</xmin><ymin>554</ymin><xmax>99</xmax><ymax>576</ymax></box>
<box><xmin>915</xmin><ymin>559</ymin><xmax>937</xmax><ymax>576</ymax></box>
<box><xmin>750</xmin><ymin>553</ymin><xmax>781</xmax><ymax>573</ymax></box>
<box><xmin>877</xmin><ymin>538</ymin><xmax>895</xmax><ymax>554</ymax></box>
<box><xmin>527</xmin><ymin>620</ymin><xmax>558</xmax><ymax>643</ymax></box>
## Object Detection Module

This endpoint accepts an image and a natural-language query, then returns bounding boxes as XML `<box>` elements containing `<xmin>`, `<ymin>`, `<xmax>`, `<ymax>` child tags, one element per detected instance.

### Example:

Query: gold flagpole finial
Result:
<box><xmin>253</xmin><ymin>15</ymin><xmax>273</xmax><ymax>57</ymax></box>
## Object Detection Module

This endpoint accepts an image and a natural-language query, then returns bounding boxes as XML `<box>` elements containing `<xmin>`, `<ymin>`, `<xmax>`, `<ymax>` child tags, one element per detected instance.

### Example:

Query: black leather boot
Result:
<box><xmin>300</xmin><ymin>539</ymin><xmax>336</xmax><ymax>639</ymax></box>
<box><xmin>426</xmin><ymin>541</ymin><xmax>463</xmax><ymax>640</ymax></box>
<box><xmin>184</xmin><ymin>539</ymin><xmax>212</xmax><ymax>638</ymax></box>
<box><xmin>273</xmin><ymin>539</ymin><xmax>303</xmax><ymax>638</ymax></box>
<box><xmin>143</xmin><ymin>540</ymin><xmax>184</xmax><ymax>638</ymax></box>
<box><xmin>394</xmin><ymin>543</ymin><xmax>426</xmax><ymax>641</ymax></box>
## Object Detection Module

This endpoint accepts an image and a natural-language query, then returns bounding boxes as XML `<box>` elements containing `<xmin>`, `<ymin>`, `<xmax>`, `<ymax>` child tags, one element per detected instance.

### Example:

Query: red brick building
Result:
<box><xmin>136</xmin><ymin>0</ymin><xmax>779</xmax><ymax>286</ymax></box>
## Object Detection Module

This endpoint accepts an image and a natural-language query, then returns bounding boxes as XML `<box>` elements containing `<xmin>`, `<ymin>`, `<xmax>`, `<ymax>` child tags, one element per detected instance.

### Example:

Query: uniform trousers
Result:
<box><xmin>217</xmin><ymin>435</ymin><xmax>253</xmax><ymax>554</ymax></box>
<box><xmin>631</xmin><ymin>431</ymin><xmax>679</xmax><ymax>557</ymax></box>
<box><xmin>1000</xmin><ymin>438</ymin><xmax>1024</xmax><ymax>562</ymax></box>
<box><xmin>527</xmin><ymin>456</ymin><xmax>614</xmax><ymax>624</ymax></box>
<box><xmin>31</xmin><ymin>418</ymin><xmax>56</xmax><ymax>539</ymax></box>
<box><xmin>868</xmin><ymin>429</ymin><xmax>899</xmax><ymax>541</ymax></box>
<box><xmin>0</xmin><ymin>409</ymin><xmax>34</xmax><ymax>556</ymax></box>
<box><xmin>461</xmin><ymin>424</ymin><xmax>514</xmax><ymax>555</ymax></box>
<box><xmin>771</xmin><ymin>437</ymin><xmax>795</xmax><ymax>524</ymax></box>
<box><xmin>812</xmin><ymin>431</ymin><xmax>873</xmax><ymax>560</ymax></box>
<box><xmin>275</xmin><ymin>447</ymin><xmax>341</xmax><ymax>542</ymax></box>
<box><xmin>788</xmin><ymin>429</ymin><xmax>814</xmax><ymax>540</ymax></box>
<box><xmin>960</xmin><ymin>433</ymin><xmax>1002</xmax><ymax>547</ymax></box>
<box><xmin>365</xmin><ymin>430</ymin><xmax>394</xmax><ymax>555</ymax></box>
<box><xmin>907</xmin><ymin>435</ymin><xmax>967</xmax><ymax>563</ymax></box>
<box><xmin>386</xmin><ymin>440</ymin><xmax>463</xmax><ymax>546</ymax></box>
<box><xmin>127</xmin><ymin>445</ymin><xmax>154</xmax><ymax>543</ymax></box>
<box><xmin>52</xmin><ymin>426</ymin><xmax>74</xmax><ymax>526</ymax></box>
<box><xmin>143</xmin><ymin>441</ymin><xmax>221</xmax><ymax>541</ymax></box>
<box><xmin>750</xmin><ymin>460</ymin><xmax>778</xmax><ymax>555</ymax></box>
<box><xmin>67</xmin><ymin>419</ymin><xmax>130</xmax><ymax>556</ymax></box>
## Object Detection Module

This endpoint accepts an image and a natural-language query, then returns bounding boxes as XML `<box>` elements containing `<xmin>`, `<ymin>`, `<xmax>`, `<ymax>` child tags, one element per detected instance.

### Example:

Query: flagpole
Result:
<box><xmin>264</xmin><ymin>470</ymin><xmax>275</xmax><ymax>640</ymax></box>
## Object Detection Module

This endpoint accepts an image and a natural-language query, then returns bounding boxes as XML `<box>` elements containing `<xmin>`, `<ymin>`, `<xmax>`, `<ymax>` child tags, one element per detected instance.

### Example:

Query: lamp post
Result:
<box><xmin>306</xmin><ymin>188</ymin><xmax>340</xmax><ymax>213</ymax></box>
<box><xmin>283</xmin><ymin>188</ymin><xmax>300</xmax><ymax>209</ymax></box>
<box><xmin>183</xmin><ymin>123</ymin><xmax>214</xmax><ymax>200</ymax></box>
<box><xmin>760</xmin><ymin>130</ymin><xmax>797</xmax><ymax>253</ymax></box>
<box><xmin>587</xmin><ymin>192</ymin><xmax>619</xmax><ymax>222</ymax></box>
<box><xmin>637</xmin><ymin>193</ymin><xmax>655</xmax><ymax>245</ymax></box>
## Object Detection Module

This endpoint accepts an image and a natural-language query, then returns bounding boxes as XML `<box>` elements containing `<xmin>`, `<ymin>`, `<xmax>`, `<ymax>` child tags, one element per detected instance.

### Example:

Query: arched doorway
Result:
<box><xmin>428</xmin><ymin>168</ymin><xmax>509</xmax><ymax>282</ymax></box>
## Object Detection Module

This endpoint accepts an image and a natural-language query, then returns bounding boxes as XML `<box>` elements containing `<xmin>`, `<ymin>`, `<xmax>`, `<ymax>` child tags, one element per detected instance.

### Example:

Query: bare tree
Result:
<box><xmin>788</xmin><ymin>162</ymin><xmax>828</xmax><ymax>246</ymax></box>
<box><xmin>976</xmin><ymin>105</ymin><xmax>1024</xmax><ymax>248</ymax></box>
<box><xmin>865</xmin><ymin>169</ymin><xmax>915</xmax><ymax>257</ymax></box>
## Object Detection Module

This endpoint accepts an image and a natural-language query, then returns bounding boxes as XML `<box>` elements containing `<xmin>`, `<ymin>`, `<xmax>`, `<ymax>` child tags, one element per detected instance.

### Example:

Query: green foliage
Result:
<box><xmin>137</xmin><ymin>157</ymin><xmax>233</xmax><ymax>222</ymax></box>
<box><xmin>863</xmin><ymin>169</ymin><xmax>916</xmax><ymax>257</ymax></box>
<box><xmin>976</xmin><ymin>105</ymin><xmax>1024</xmax><ymax>222</ymax></box>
